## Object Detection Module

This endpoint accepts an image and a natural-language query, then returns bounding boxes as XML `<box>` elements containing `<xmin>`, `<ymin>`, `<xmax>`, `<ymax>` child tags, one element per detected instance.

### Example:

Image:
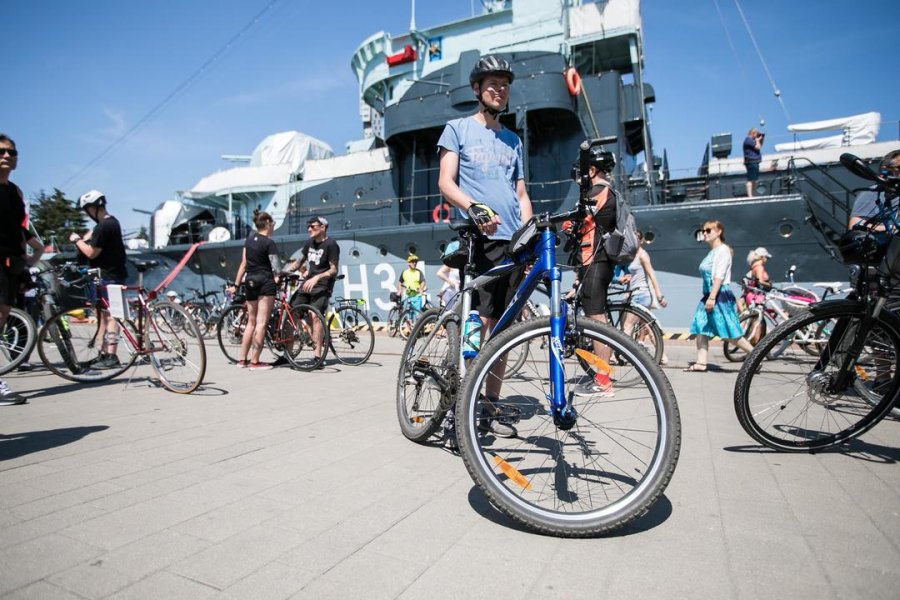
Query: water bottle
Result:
<box><xmin>462</xmin><ymin>311</ymin><xmax>482</xmax><ymax>359</ymax></box>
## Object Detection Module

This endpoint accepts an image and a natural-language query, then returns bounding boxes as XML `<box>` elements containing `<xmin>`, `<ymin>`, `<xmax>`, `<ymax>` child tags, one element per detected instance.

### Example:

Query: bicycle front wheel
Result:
<box><xmin>282</xmin><ymin>304</ymin><xmax>327</xmax><ymax>371</ymax></box>
<box><xmin>456</xmin><ymin>317</ymin><xmax>681</xmax><ymax>537</ymax></box>
<box><xmin>37</xmin><ymin>305</ymin><xmax>137</xmax><ymax>382</ymax></box>
<box><xmin>0</xmin><ymin>307</ymin><xmax>36</xmax><ymax>375</ymax></box>
<box><xmin>387</xmin><ymin>307</ymin><xmax>401</xmax><ymax>337</ymax></box>
<box><xmin>216</xmin><ymin>305</ymin><xmax>247</xmax><ymax>363</ymax></box>
<box><xmin>724</xmin><ymin>311</ymin><xmax>767</xmax><ymax>362</ymax></box>
<box><xmin>396</xmin><ymin>308</ymin><xmax>459</xmax><ymax>442</ymax></box>
<box><xmin>327</xmin><ymin>306</ymin><xmax>374</xmax><ymax>365</ymax></box>
<box><xmin>146</xmin><ymin>301</ymin><xmax>206</xmax><ymax>393</ymax></box>
<box><xmin>734</xmin><ymin>302</ymin><xmax>900</xmax><ymax>452</ymax></box>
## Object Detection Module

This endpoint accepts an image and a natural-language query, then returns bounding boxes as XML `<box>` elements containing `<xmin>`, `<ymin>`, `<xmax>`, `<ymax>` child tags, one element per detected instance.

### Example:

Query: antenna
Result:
<box><xmin>410</xmin><ymin>0</ymin><xmax>416</xmax><ymax>30</ymax></box>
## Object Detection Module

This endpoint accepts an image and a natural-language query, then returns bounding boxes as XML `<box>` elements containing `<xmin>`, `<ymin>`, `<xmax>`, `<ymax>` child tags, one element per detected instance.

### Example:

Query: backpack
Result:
<box><xmin>598</xmin><ymin>183</ymin><xmax>640</xmax><ymax>266</ymax></box>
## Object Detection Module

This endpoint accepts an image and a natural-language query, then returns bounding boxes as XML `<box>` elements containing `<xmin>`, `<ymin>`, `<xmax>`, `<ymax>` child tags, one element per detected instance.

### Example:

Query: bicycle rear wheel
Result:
<box><xmin>397</xmin><ymin>308</ymin><xmax>460</xmax><ymax>442</ymax></box>
<box><xmin>0</xmin><ymin>307</ymin><xmax>36</xmax><ymax>375</ymax></box>
<box><xmin>724</xmin><ymin>311</ymin><xmax>767</xmax><ymax>362</ymax></box>
<box><xmin>282</xmin><ymin>304</ymin><xmax>327</xmax><ymax>371</ymax></box>
<box><xmin>398</xmin><ymin>309</ymin><xmax>417</xmax><ymax>340</ymax></box>
<box><xmin>734</xmin><ymin>303</ymin><xmax>900</xmax><ymax>452</ymax></box>
<box><xmin>216</xmin><ymin>305</ymin><xmax>247</xmax><ymax>363</ymax></box>
<box><xmin>387</xmin><ymin>307</ymin><xmax>401</xmax><ymax>337</ymax></box>
<box><xmin>37</xmin><ymin>305</ymin><xmax>137</xmax><ymax>382</ymax></box>
<box><xmin>327</xmin><ymin>305</ymin><xmax>375</xmax><ymax>365</ymax></box>
<box><xmin>455</xmin><ymin>317</ymin><xmax>680</xmax><ymax>537</ymax></box>
<box><xmin>146</xmin><ymin>301</ymin><xmax>206</xmax><ymax>393</ymax></box>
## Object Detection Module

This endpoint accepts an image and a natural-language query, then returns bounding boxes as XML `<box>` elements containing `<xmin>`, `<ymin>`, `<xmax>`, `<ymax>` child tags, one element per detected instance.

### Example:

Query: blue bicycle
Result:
<box><xmin>396</xmin><ymin>140</ymin><xmax>681</xmax><ymax>537</ymax></box>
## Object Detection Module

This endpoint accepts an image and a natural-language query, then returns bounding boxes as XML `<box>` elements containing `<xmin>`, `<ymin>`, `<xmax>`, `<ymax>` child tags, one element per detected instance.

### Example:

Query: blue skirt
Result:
<box><xmin>689</xmin><ymin>289</ymin><xmax>744</xmax><ymax>339</ymax></box>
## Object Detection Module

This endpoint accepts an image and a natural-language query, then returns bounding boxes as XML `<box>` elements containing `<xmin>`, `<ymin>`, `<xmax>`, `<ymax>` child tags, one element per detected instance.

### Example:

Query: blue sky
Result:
<box><xmin>5</xmin><ymin>0</ymin><xmax>898</xmax><ymax>234</ymax></box>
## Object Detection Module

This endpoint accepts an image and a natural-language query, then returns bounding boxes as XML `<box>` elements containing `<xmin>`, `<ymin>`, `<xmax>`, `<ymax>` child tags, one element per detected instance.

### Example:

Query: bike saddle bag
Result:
<box><xmin>837</xmin><ymin>229</ymin><xmax>888</xmax><ymax>265</ymax></box>
<box><xmin>506</xmin><ymin>216</ymin><xmax>539</xmax><ymax>259</ymax></box>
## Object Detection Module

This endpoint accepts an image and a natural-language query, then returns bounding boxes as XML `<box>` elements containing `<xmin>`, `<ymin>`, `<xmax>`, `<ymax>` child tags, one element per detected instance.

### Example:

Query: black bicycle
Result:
<box><xmin>733</xmin><ymin>153</ymin><xmax>900</xmax><ymax>451</ymax></box>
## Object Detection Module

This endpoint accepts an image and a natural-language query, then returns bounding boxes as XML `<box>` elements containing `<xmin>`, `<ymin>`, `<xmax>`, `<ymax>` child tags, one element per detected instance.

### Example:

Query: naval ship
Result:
<box><xmin>137</xmin><ymin>0</ymin><xmax>899</xmax><ymax>325</ymax></box>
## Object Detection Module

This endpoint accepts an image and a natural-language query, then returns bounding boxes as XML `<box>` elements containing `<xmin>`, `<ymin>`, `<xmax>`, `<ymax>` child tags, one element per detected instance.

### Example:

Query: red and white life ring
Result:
<box><xmin>432</xmin><ymin>202</ymin><xmax>452</xmax><ymax>223</ymax></box>
<box><xmin>565</xmin><ymin>67</ymin><xmax>582</xmax><ymax>96</ymax></box>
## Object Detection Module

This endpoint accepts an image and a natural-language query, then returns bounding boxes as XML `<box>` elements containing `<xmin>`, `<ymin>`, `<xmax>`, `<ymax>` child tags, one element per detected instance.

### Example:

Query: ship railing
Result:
<box><xmin>786</xmin><ymin>155</ymin><xmax>855</xmax><ymax>226</ymax></box>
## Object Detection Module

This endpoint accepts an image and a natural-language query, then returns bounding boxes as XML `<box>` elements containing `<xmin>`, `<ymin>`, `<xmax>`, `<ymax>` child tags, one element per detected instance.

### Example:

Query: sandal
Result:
<box><xmin>683</xmin><ymin>363</ymin><xmax>708</xmax><ymax>372</ymax></box>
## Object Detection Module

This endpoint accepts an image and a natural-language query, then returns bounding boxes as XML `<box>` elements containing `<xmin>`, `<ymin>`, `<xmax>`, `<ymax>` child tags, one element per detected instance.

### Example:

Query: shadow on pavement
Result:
<box><xmin>20</xmin><ymin>378</ymin><xmax>141</xmax><ymax>400</ymax></box>
<box><xmin>466</xmin><ymin>485</ymin><xmax>673</xmax><ymax>537</ymax></box>
<box><xmin>0</xmin><ymin>425</ymin><xmax>109</xmax><ymax>461</ymax></box>
<box><xmin>724</xmin><ymin>440</ymin><xmax>900</xmax><ymax>463</ymax></box>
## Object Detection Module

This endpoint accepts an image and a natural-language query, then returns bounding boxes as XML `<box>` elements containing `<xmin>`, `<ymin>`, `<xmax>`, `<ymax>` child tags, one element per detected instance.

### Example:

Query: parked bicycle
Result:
<box><xmin>395</xmin><ymin>139</ymin><xmax>680</xmax><ymax>537</ymax></box>
<box><xmin>36</xmin><ymin>260</ymin><xmax>207</xmax><ymax>393</ymax></box>
<box><xmin>323</xmin><ymin>292</ymin><xmax>375</xmax><ymax>365</ymax></box>
<box><xmin>215</xmin><ymin>272</ymin><xmax>326</xmax><ymax>371</ymax></box>
<box><xmin>733</xmin><ymin>153</ymin><xmax>900</xmax><ymax>451</ymax></box>
<box><xmin>386</xmin><ymin>291</ymin><xmax>431</xmax><ymax>339</ymax></box>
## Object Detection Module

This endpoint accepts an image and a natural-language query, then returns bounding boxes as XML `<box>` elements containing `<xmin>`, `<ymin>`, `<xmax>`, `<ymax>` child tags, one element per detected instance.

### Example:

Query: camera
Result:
<box><xmin>757</xmin><ymin>132</ymin><xmax>765</xmax><ymax>141</ymax></box>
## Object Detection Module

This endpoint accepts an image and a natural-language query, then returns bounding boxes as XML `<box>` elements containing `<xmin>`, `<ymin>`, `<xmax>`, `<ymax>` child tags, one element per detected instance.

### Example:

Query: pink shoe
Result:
<box><xmin>249</xmin><ymin>362</ymin><xmax>273</xmax><ymax>371</ymax></box>
<box><xmin>236</xmin><ymin>360</ymin><xmax>249</xmax><ymax>368</ymax></box>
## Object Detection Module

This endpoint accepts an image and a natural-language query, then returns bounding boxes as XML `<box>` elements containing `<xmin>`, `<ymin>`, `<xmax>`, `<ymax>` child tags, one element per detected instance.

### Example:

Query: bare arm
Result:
<box><xmin>25</xmin><ymin>237</ymin><xmax>44</xmax><ymax>267</ymax></box>
<box><xmin>516</xmin><ymin>179</ymin><xmax>532</xmax><ymax>223</ymax></box>
<box><xmin>438</xmin><ymin>148</ymin><xmax>500</xmax><ymax>236</ymax></box>
<box><xmin>301</xmin><ymin>258</ymin><xmax>338</xmax><ymax>293</ymax></box>
<box><xmin>640</xmin><ymin>250</ymin><xmax>667</xmax><ymax>307</ymax></box>
<box><xmin>436</xmin><ymin>264</ymin><xmax>455</xmax><ymax>287</ymax></box>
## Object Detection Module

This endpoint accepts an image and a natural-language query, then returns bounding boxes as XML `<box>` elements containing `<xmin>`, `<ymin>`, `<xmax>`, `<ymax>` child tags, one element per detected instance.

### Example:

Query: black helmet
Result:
<box><xmin>588</xmin><ymin>147</ymin><xmax>616</xmax><ymax>173</ymax></box>
<box><xmin>469</xmin><ymin>55</ymin><xmax>515</xmax><ymax>85</ymax></box>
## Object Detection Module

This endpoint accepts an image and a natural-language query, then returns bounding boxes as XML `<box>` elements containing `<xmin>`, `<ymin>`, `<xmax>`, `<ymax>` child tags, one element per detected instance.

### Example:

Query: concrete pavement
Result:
<box><xmin>1</xmin><ymin>337</ymin><xmax>898</xmax><ymax>599</ymax></box>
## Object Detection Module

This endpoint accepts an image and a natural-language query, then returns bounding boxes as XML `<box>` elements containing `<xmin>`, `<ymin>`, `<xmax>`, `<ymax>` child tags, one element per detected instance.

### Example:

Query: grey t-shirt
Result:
<box><xmin>437</xmin><ymin>116</ymin><xmax>525</xmax><ymax>240</ymax></box>
<box><xmin>851</xmin><ymin>186</ymin><xmax>898</xmax><ymax>227</ymax></box>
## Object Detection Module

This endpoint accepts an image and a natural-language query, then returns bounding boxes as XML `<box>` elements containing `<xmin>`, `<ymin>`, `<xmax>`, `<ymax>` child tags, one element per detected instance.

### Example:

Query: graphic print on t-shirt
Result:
<box><xmin>308</xmin><ymin>247</ymin><xmax>324</xmax><ymax>267</ymax></box>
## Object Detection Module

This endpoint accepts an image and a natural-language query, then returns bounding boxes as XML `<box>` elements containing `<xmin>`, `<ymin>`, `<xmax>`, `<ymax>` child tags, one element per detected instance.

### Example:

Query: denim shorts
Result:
<box><xmin>631</xmin><ymin>292</ymin><xmax>652</xmax><ymax>308</ymax></box>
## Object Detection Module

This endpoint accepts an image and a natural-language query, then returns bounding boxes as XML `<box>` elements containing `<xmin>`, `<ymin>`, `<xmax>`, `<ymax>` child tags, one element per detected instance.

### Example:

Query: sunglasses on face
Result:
<box><xmin>0</xmin><ymin>148</ymin><xmax>18</xmax><ymax>157</ymax></box>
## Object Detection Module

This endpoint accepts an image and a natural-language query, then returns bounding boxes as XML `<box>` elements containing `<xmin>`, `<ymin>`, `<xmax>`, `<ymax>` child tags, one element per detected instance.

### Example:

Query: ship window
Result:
<box><xmin>321</xmin><ymin>192</ymin><xmax>330</xmax><ymax>203</ymax></box>
<box><xmin>378</xmin><ymin>245</ymin><xmax>389</xmax><ymax>256</ymax></box>
<box><xmin>407</xmin><ymin>245</ymin><xmax>417</xmax><ymax>256</ymax></box>
<box><xmin>350</xmin><ymin>247</ymin><xmax>360</xmax><ymax>259</ymax></box>
<box><xmin>779</xmin><ymin>222</ymin><xmax>794</xmax><ymax>238</ymax></box>
<box><xmin>218</xmin><ymin>256</ymin><xmax>227</xmax><ymax>268</ymax></box>
<box><xmin>438</xmin><ymin>242</ymin><xmax>446</xmax><ymax>253</ymax></box>
<box><xmin>643</xmin><ymin>231</ymin><xmax>655</xmax><ymax>244</ymax></box>
<box><xmin>355</xmin><ymin>188</ymin><xmax>364</xmax><ymax>200</ymax></box>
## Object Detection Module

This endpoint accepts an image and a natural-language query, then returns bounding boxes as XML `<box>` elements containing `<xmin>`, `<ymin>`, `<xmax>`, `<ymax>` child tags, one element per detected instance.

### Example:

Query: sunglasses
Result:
<box><xmin>0</xmin><ymin>148</ymin><xmax>18</xmax><ymax>157</ymax></box>
<box><xmin>702</xmin><ymin>228</ymin><xmax>716</xmax><ymax>234</ymax></box>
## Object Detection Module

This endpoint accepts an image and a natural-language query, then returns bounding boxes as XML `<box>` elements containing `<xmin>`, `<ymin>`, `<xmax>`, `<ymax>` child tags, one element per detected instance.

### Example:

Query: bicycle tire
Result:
<box><xmin>610</xmin><ymin>305</ymin><xmax>664</xmax><ymax>362</ymax></box>
<box><xmin>147</xmin><ymin>301</ymin><xmax>207</xmax><ymax>394</ymax></box>
<box><xmin>282</xmin><ymin>304</ymin><xmax>327</xmax><ymax>371</ymax></box>
<box><xmin>327</xmin><ymin>306</ymin><xmax>375</xmax><ymax>365</ymax></box>
<box><xmin>396</xmin><ymin>308</ymin><xmax>460</xmax><ymax>443</ymax></box>
<box><xmin>724</xmin><ymin>311</ymin><xmax>767</xmax><ymax>362</ymax></box>
<box><xmin>215</xmin><ymin>304</ymin><xmax>247</xmax><ymax>363</ymax></box>
<box><xmin>734</xmin><ymin>302</ymin><xmax>900</xmax><ymax>452</ymax></box>
<box><xmin>0</xmin><ymin>307</ymin><xmax>36</xmax><ymax>375</ymax></box>
<box><xmin>455</xmin><ymin>317</ymin><xmax>680</xmax><ymax>537</ymax></box>
<box><xmin>387</xmin><ymin>307</ymin><xmax>401</xmax><ymax>337</ymax></box>
<box><xmin>398</xmin><ymin>309</ymin><xmax>418</xmax><ymax>340</ymax></box>
<box><xmin>37</xmin><ymin>305</ymin><xmax>137</xmax><ymax>382</ymax></box>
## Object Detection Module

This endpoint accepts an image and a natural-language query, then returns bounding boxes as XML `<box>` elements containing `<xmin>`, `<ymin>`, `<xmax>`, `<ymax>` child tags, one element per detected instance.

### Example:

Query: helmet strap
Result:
<box><xmin>475</xmin><ymin>85</ymin><xmax>507</xmax><ymax>120</ymax></box>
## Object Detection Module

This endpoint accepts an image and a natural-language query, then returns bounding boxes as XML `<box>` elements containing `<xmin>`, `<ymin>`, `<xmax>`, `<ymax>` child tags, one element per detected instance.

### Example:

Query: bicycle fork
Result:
<box><xmin>548</xmin><ymin>268</ymin><xmax>577</xmax><ymax>429</ymax></box>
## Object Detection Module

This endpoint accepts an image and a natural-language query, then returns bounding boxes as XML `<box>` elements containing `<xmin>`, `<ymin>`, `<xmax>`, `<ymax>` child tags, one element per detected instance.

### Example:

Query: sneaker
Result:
<box><xmin>236</xmin><ymin>360</ymin><xmax>249</xmax><ymax>368</ymax></box>
<box><xmin>0</xmin><ymin>380</ymin><xmax>26</xmax><ymax>406</ymax></box>
<box><xmin>660</xmin><ymin>353</ymin><xmax>669</xmax><ymax>366</ymax></box>
<box><xmin>477</xmin><ymin>400</ymin><xmax>518</xmax><ymax>438</ymax></box>
<box><xmin>573</xmin><ymin>378</ymin><xmax>615</xmax><ymax>398</ymax></box>
<box><xmin>94</xmin><ymin>355</ymin><xmax>122</xmax><ymax>370</ymax></box>
<box><xmin>249</xmin><ymin>362</ymin><xmax>273</xmax><ymax>371</ymax></box>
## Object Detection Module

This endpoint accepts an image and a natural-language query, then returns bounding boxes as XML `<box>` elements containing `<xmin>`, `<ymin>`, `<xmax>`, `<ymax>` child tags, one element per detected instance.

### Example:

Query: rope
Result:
<box><xmin>578</xmin><ymin>75</ymin><xmax>601</xmax><ymax>139</ymax></box>
<box><xmin>153</xmin><ymin>242</ymin><xmax>204</xmax><ymax>293</ymax></box>
<box><xmin>732</xmin><ymin>0</ymin><xmax>791</xmax><ymax>122</ymax></box>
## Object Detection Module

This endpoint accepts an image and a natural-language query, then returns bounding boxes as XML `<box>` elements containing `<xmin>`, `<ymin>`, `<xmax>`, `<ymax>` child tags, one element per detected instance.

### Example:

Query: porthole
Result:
<box><xmin>643</xmin><ymin>231</ymin><xmax>656</xmax><ymax>244</ymax></box>
<box><xmin>350</xmin><ymin>247</ymin><xmax>360</xmax><ymax>259</ymax></box>
<box><xmin>438</xmin><ymin>242</ymin><xmax>447</xmax><ymax>253</ymax></box>
<box><xmin>778</xmin><ymin>222</ymin><xmax>794</xmax><ymax>238</ymax></box>
<box><xmin>693</xmin><ymin>228</ymin><xmax>705</xmax><ymax>243</ymax></box>
<box><xmin>355</xmin><ymin>188</ymin><xmax>364</xmax><ymax>200</ymax></box>
<box><xmin>218</xmin><ymin>255</ymin><xmax>228</xmax><ymax>268</ymax></box>
<box><xmin>321</xmin><ymin>192</ymin><xmax>330</xmax><ymax>203</ymax></box>
<box><xmin>407</xmin><ymin>245</ymin><xmax>417</xmax><ymax>256</ymax></box>
<box><xmin>378</xmin><ymin>245</ymin><xmax>389</xmax><ymax>257</ymax></box>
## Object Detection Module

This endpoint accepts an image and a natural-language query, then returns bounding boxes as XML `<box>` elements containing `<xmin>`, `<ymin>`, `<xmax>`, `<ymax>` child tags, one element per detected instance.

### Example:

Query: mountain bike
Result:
<box><xmin>324</xmin><ymin>295</ymin><xmax>374</xmax><ymax>365</ymax></box>
<box><xmin>36</xmin><ymin>260</ymin><xmax>207</xmax><ymax>393</ymax></box>
<box><xmin>733</xmin><ymin>153</ymin><xmax>900</xmax><ymax>451</ymax></box>
<box><xmin>181</xmin><ymin>285</ymin><xmax>231</xmax><ymax>338</ymax></box>
<box><xmin>387</xmin><ymin>292</ymin><xmax>429</xmax><ymax>339</ymax></box>
<box><xmin>396</xmin><ymin>140</ymin><xmax>680</xmax><ymax>536</ymax></box>
<box><xmin>215</xmin><ymin>273</ymin><xmax>326</xmax><ymax>371</ymax></box>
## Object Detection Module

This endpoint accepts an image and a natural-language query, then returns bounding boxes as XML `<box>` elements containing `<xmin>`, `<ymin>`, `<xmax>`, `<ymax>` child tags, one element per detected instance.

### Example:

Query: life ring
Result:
<box><xmin>432</xmin><ymin>202</ymin><xmax>452</xmax><ymax>223</ymax></box>
<box><xmin>565</xmin><ymin>67</ymin><xmax>582</xmax><ymax>96</ymax></box>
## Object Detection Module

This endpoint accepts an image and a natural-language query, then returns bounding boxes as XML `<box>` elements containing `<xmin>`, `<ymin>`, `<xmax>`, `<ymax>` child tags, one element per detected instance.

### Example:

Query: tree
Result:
<box><xmin>29</xmin><ymin>188</ymin><xmax>86</xmax><ymax>247</ymax></box>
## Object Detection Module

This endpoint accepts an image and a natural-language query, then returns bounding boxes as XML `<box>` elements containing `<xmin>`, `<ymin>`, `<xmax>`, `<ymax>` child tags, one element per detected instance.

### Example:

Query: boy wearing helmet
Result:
<box><xmin>437</xmin><ymin>54</ymin><xmax>533</xmax><ymax>439</ymax></box>
<box><xmin>397</xmin><ymin>254</ymin><xmax>427</xmax><ymax>311</ymax></box>
<box><xmin>70</xmin><ymin>190</ymin><xmax>128</xmax><ymax>369</ymax></box>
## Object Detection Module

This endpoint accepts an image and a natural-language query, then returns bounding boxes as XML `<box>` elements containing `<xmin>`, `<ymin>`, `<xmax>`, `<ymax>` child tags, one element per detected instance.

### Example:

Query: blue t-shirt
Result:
<box><xmin>437</xmin><ymin>116</ymin><xmax>525</xmax><ymax>240</ymax></box>
<box><xmin>743</xmin><ymin>136</ymin><xmax>761</xmax><ymax>162</ymax></box>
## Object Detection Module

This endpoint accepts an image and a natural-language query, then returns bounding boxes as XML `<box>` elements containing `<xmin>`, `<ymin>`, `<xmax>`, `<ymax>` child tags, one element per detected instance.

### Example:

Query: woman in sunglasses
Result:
<box><xmin>685</xmin><ymin>220</ymin><xmax>753</xmax><ymax>372</ymax></box>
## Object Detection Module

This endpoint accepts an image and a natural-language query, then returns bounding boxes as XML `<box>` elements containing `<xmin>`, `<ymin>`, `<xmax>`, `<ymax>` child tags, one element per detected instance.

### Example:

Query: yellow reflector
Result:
<box><xmin>411</xmin><ymin>416</ymin><xmax>425</xmax><ymax>423</ymax></box>
<box><xmin>574</xmin><ymin>348</ymin><xmax>612</xmax><ymax>374</ymax></box>
<box><xmin>493</xmin><ymin>456</ymin><xmax>531</xmax><ymax>490</ymax></box>
<box><xmin>854</xmin><ymin>365</ymin><xmax>869</xmax><ymax>381</ymax></box>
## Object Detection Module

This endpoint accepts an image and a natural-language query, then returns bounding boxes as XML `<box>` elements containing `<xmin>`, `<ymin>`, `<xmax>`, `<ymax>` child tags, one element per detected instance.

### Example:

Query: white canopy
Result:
<box><xmin>775</xmin><ymin>112</ymin><xmax>880</xmax><ymax>152</ymax></box>
<box><xmin>250</xmin><ymin>131</ymin><xmax>333</xmax><ymax>172</ymax></box>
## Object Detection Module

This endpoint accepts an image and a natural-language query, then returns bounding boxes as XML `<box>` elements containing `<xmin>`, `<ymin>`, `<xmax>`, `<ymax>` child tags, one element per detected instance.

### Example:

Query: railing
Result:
<box><xmin>786</xmin><ymin>156</ymin><xmax>855</xmax><ymax>227</ymax></box>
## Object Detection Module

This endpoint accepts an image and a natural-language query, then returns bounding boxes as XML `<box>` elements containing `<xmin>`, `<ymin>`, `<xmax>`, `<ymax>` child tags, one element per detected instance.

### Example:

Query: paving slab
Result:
<box><xmin>1</xmin><ymin>336</ymin><xmax>898</xmax><ymax>599</ymax></box>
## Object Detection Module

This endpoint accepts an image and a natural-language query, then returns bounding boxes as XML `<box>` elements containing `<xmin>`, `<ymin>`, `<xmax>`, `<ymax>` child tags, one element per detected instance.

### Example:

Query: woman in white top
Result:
<box><xmin>685</xmin><ymin>220</ymin><xmax>753</xmax><ymax>372</ymax></box>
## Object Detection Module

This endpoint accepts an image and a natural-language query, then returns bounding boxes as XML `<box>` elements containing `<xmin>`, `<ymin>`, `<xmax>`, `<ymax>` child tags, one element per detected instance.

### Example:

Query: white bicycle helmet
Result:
<box><xmin>79</xmin><ymin>190</ymin><xmax>106</xmax><ymax>211</ymax></box>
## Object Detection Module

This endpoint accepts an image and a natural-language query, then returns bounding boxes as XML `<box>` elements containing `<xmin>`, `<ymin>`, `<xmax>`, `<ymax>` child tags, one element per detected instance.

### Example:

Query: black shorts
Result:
<box><xmin>0</xmin><ymin>256</ymin><xmax>27</xmax><ymax>307</ymax></box>
<box><xmin>291</xmin><ymin>289</ymin><xmax>330</xmax><ymax>314</ymax></box>
<box><xmin>471</xmin><ymin>238</ymin><xmax>525</xmax><ymax>321</ymax></box>
<box><xmin>580</xmin><ymin>260</ymin><xmax>614</xmax><ymax>315</ymax></box>
<box><xmin>745</xmin><ymin>161</ymin><xmax>760</xmax><ymax>182</ymax></box>
<box><xmin>244</xmin><ymin>273</ymin><xmax>276</xmax><ymax>302</ymax></box>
